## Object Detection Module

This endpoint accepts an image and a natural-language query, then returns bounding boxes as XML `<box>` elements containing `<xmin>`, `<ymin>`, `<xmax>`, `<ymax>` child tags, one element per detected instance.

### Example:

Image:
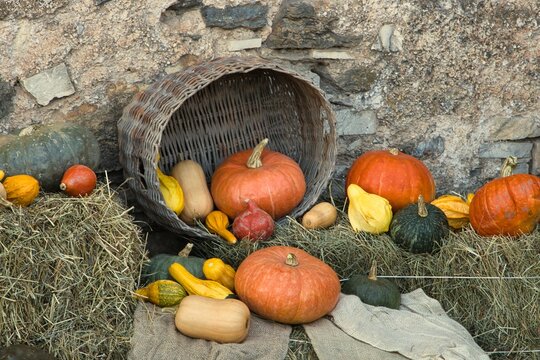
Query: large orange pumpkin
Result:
<box><xmin>211</xmin><ymin>139</ymin><xmax>306</xmax><ymax>220</ymax></box>
<box><xmin>469</xmin><ymin>157</ymin><xmax>540</xmax><ymax>237</ymax></box>
<box><xmin>346</xmin><ymin>148</ymin><xmax>436</xmax><ymax>212</ymax></box>
<box><xmin>234</xmin><ymin>246</ymin><xmax>341</xmax><ymax>325</ymax></box>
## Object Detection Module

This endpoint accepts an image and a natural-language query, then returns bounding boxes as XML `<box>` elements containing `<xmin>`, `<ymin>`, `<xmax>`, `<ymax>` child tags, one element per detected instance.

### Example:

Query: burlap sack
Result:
<box><xmin>128</xmin><ymin>302</ymin><xmax>292</xmax><ymax>360</ymax></box>
<box><xmin>304</xmin><ymin>289</ymin><xmax>489</xmax><ymax>360</ymax></box>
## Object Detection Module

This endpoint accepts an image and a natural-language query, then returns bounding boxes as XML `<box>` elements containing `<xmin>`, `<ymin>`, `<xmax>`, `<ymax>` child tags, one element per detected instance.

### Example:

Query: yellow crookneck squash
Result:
<box><xmin>347</xmin><ymin>184</ymin><xmax>393</xmax><ymax>234</ymax></box>
<box><xmin>203</xmin><ymin>258</ymin><xmax>236</xmax><ymax>291</ymax></box>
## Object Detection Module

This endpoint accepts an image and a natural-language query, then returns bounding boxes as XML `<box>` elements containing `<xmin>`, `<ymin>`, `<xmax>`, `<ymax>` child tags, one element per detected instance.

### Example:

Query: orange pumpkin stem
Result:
<box><xmin>388</xmin><ymin>148</ymin><xmax>399</xmax><ymax>155</ymax></box>
<box><xmin>500</xmin><ymin>156</ymin><xmax>517</xmax><ymax>178</ymax></box>
<box><xmin>246</xmin><ymin>138</ymin><xmax>269</xmax><ymax>169</ymax></box>
<box><xmin>368</xmin><ymin>260</ymin><xmax>378</xmax><ymax>281</ymax></box>
<box><xmin>417</xmin><ymin>195</ymin><xmax>428</xmax><ymax>217</ymax></box>
<box><xmin>178</xmin><ymin>243</ymin><xmax>194</xmax><ymax>257</ymax></box>
<box><xmin>285</xmin><ymin>253</ymin><xmax>299</xmax><ymax>267</ymax></box>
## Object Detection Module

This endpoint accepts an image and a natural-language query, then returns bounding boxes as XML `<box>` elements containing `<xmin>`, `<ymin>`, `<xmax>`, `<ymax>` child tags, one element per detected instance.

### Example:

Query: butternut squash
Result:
<box><xmin>301</xmin><ymin>202</ymin><xmax>338</xmax><ymax>229</ymax></box>
<box><xmin>171</xmin><ymin>160</ymin><xmax>214</xmax><ymax>225</ymax></box>
<box><xmin>175</xmin><ymin>295</ymin><xmax>250</xmax><ymax>343</ymax></box>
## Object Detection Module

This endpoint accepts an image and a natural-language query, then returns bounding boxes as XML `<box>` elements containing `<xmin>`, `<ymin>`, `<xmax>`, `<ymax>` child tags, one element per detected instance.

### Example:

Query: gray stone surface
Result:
<box><xmin>21</xmin><ymin>63</ymin><xmax>75</xmax><ymax>106</ymax></box>
<box><xmin>228</xmin><ymin>38</ymin><xmax>262</xmax><ymax>51</ymax></box>
<box><xmin>488</xmin><ymin>114</ymin><xmax>540</xmax><ymax>140</ymax></box>
<box><xmin>478</xmin><ymin>142</ymin><xmax>533</xmax><ymax>159</ymax></box>
<box><xmin>532</xmin><ymin>141</ymin><xmax>540</xmax><ymax>175</ymax></box>
<box><xmin>336</xmin><ymin>109</ymin><xmax>377</xmax><ymax>136</ymax></box>
<box><xmin>265</xmin><ymin>0</ymin><xmax>360</xmax><ymax>49</ymax></box>
<box><xmin>167</xmin><ymin>0</ymin><xmax>203</xmax><ymax>10</ymax></box>
<box><xmin>201</xmin><ymin>4</ymin><xmax>268</xmax><ymax>30</ymax></box>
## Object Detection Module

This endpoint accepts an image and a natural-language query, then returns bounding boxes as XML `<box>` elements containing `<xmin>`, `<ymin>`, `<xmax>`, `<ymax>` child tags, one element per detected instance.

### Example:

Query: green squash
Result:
<box><xmin>390</xmin><ymin>195</ymin><xmax>450</xmax><ymax>254</ymax></box>
<box><xmin>342</xmin><ymin>261</ymin><xmax>401</xmax><ymax>309</ymax></box>
<box><xmin>141</xmin><ymin>243</ymin><xmax>206</xmax><ymax>284</ymax></box>
<box><xmin>0</xmin><ymin>122</ymin><xmax>100</xmax><ymax>191</ymax></box>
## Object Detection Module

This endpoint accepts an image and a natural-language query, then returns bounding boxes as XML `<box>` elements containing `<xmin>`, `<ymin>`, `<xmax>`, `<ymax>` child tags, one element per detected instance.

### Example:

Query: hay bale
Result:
<box><xmin>0</xmin><ymin>184</ymin><xmax>146</xmax><ymax>359</ymax></box>
<box><xmin>196</xmin><ymin>211</ymin><xmax>540</xmax><ymax>360</ymax></box>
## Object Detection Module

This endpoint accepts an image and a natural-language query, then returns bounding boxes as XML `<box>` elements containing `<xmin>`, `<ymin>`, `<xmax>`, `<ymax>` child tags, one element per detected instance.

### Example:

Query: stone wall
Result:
<box><xmin>1</xmin><ymin>0</ymin><xmax>538</xmax><ymax>200</ymax></box>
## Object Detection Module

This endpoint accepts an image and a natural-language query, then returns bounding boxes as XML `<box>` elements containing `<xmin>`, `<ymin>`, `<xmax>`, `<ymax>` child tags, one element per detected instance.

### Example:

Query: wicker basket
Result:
<box><xmin>118</xmin><ymin>56</ymin><xmax>336</xmax><ymax>239</ymax></box>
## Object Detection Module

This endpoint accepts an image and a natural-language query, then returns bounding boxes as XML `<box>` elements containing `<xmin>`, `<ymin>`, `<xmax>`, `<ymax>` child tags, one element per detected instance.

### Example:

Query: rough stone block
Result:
<box><xmin>532</xmin><ymin>140</ymin><xmax>540</xmax><ymax>175</ymax></box>
<box><xmin>478</xmin><ymin>141</ymin><xmax>533</xmax><ymax>159</ymax></box>
<box><xmin>0</xmin><ymin>79</ymin><xmax>16</xmax><ymax>120</ymax></box>
<box><xmin>228</xmin><ymin>38</ymin><xmax>262</xmax><ymax>51</ymax></box>
<box><xmin>21</xmin><ymin>63</ymin><xmax>75</xmax><ymax>106</ymax></box>
<box><xmin>488</xmin><ymin>114</ymin><xmax>540</xmax><ymax>140</ymax></box>
<box><xmin>372</xmin><ymin>24</ymin><xmax>403</xmax><ymax>52</ymax></box>
<box><xmin>265</xmin><ymin>0</ymin><xmax>359</xmax><ymax>49</ymax></box>
<box><xmin>336</xmin><ymin>109</ymin><xmax>377</xmax><ymax>136</ymax></box>
<box><xmin>201</xmin><ymin>4</ymin><xmax>267</xmax><ymax>30</ymax></box>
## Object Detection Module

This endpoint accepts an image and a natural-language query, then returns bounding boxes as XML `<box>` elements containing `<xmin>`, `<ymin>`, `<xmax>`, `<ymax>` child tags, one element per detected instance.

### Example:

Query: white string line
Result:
<box><xmin>374</xmin><ymin>275</ymin><xmax>540</xmax><ymax>280</ymax></box>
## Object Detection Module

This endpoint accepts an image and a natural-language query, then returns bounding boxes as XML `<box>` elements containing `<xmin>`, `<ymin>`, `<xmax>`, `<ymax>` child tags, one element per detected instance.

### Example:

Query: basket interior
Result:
<box><xmin>158</xmin><ymin>69</ymin><xmax>331</xmax><ymax>186</ymax></box>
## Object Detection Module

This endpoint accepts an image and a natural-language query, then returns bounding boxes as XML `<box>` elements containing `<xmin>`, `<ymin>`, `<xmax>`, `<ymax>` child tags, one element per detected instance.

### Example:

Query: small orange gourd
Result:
<box><xmin>60</xmin><ymin>164</ymin><xmax>97</xmax><ymax>197</ymax></box>
<box><xmin>203</xmin><ymin>258</ymin><xmax>236</xmax><ymax>291</ymax></box>
<box><xmin>3</xmin><ymin>174</ymin><xmax>39</xmax><ymax>206</ymax></box>
<box><xmin>175</xmin><ymin>295</ymin><xmax>250</xmax><ymax>343</ymax></box>
<box><xmin>205</xmin><ymin>210</ymin><xmax>237</xmax><ymax>244</ymax></box>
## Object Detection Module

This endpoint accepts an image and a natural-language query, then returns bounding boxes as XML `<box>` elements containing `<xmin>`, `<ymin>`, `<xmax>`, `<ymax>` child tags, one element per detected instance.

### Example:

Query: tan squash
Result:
<box><xmin>175</xmin><ymin>295</ymin><xmax>250</xmax><ymax>343</ymax></box>
<box><xmin>3</xmin><ymin>174</ymin><xmax>39</xmax><ymax>207</ymax></box>
<box><xmin>301</xmin><ymin>202</ymin><xmax>338</xmax><ymax>229</ymax></box>
<box><xmin>171</xmin><ymin>160</ymin><xmax>214</xmax><ymax>225</ymax></box>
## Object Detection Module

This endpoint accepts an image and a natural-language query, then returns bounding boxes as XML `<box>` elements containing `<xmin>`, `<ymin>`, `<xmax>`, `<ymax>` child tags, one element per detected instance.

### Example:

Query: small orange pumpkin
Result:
<box><xmin>234</xmin><ymin>246</ymin><xmax>341</xmax><ymax>325</ymax></box>
<box><xmin>211</xmin><ymin>139</ymin><xmax>306</xmax><ymax>220</ymax></box>
<box><xmin>60</xmin><ymin>164</ymin><xmax>97</xmax><ymax>197</ymax></box>
<box><xmin>469</xmin><ymin>157</ymin><xmax>540</xmax><ymax>237</ymax></box>
<box><xmin>346</xmin><ymin>148</ymin><xmax>436</xmax><ymax>212</ymax></box>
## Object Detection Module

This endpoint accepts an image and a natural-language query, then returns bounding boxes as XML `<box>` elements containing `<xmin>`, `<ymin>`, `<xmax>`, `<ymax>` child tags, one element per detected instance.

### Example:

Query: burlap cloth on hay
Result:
<box><xmin>128</xmin><ymin>302</ymin><xmax>292</xmax><ymax>360</ymax></box>
<box><xmin>129</xmin><ymin>288</ymin><xmax>488</xmax><ymax>360</ymax></box>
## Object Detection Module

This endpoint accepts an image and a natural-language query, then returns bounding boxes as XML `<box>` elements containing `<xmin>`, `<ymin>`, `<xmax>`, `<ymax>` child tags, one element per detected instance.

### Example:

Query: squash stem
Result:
<box><xmin>500</xmin><ymin>156</ymin><xmax>517</xmax><ymax>177</ymax></box>
<box><xmin>368</xmin><ymin>260</ymin><xmax>378</xmax><ymax>281</ymax></box>
<box><xmin>246</xmin><ymin>138</ymin><xmax>269</xmax><ymax>169</ymax></box>
<box><xmin>285</xmin><ymin>253</ymin><xmax>299</xmax><ymax>267</ymax></box>
<box><xmin>178</xmin><ymin>243</ymin><xmax>193</xmax><ymax>257</ymax></box>
<box><xmin>417</xmin><ymin>195</ymin><xmax>428</xmax><ymax>218</ymax></box>
<box><xmin>388</xmin><ymin>148</ymin><xmax>399</xmax><ymax>156</ymax></box>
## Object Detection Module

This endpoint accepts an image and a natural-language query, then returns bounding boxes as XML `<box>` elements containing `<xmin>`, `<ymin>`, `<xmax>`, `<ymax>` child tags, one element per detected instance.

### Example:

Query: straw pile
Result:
<box><xmin>196</xmin><ymin>211</ymin><xmax>540</xmax><ymax>360</ymax></box>
<box><xmin>0</xmin><ymin>184</ymin><xmax>146</xmax><ymax>359</ymax></box>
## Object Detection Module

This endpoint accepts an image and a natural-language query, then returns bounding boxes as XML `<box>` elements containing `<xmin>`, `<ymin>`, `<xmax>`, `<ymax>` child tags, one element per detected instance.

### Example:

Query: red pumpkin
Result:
<box><xmin>60</xmin><ymin>164</ymin><xmax>97</xmax><ymax>197</ymax></box>
<box><xmin>346</xmin><ymin>148</ymin><xmax>436</xmax><ymax>212</ymax></box>
<box><xmin>469</xmin><ymin>157</ymin><xmax>540</xmax><ymax>236</ymax></box>
<box><xmin>211</xmin><ymin>139</ymin><xmax>306</xmax><ymax>220</ymax></box>
<box><xmin>234</xmin><ymin>246</ymin><xmax>341</xmax><ymax>325</ymax></box>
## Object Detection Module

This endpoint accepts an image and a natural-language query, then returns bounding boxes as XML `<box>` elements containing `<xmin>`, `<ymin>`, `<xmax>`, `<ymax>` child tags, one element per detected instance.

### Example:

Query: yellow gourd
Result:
<box><xmin>169</xmin><ymin>262</ymin><xmax>233</xmax><ymax>299</ymax></box>
<box><xmin>301</xmin><ymin>202</ymin><xmax>338</xmax><ymax>229</ymax></box>
<box><xmin>203</xmin><ymin>258</ymin><xmax>236</xmax><ymax>291</ymax></box>
<box><xmin>205</xmin><ymin>210</ymin><xmax>237</xmax><ymax>244</ymax></box>
<box><xmin>431</xmin><ymin>193</ymin><xmax>474</xmax><ymax>230</ymax></box>
<box><xmin>134</xmin><ymin>279</ymin><xmax>187</xmax><ymax>307</ymax></box>
<box><xmin>171</xmin><ymin>160</ymin><xmax>214</xmax><ymax>225</ymax></box>
<box><xmin>347</xmin><ymin>184</ymin><xmax>392</xmax><ymax>234</ymax></box>
<box><xmin>156</xmin><ymin>167</ymin><xmax>184</xmax><ymax>215</ymax></box>
<box><xmin>175</xmin><ymin>295</ymin><xmax>250</xmax><ymax>343</ymax></box>
<box><xmin>3</xmin><ymin>174</ymin><xmax>40</xmax><ymax>207</ymax></box>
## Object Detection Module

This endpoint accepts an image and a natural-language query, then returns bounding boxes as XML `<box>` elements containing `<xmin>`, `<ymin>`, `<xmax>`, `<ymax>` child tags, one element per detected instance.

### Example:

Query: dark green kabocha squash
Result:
<box><xmin>0</xmin><ymin>122</ymin><xmax>100</xmax><ymax>191</ymax></box>
<box><xmin>390</xmin><ymin>195</ymin><xmax>450</xmax><ymax>254</ymax></box>
<box><xmin>141</xmin><ymin>243</ymin><xmax>205</xmax><ymax>285</ymax></box>
<box><xmin>342</xmin><ymin>261</ymin><xmax>401</xmax><ymax>309</ymax></box>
